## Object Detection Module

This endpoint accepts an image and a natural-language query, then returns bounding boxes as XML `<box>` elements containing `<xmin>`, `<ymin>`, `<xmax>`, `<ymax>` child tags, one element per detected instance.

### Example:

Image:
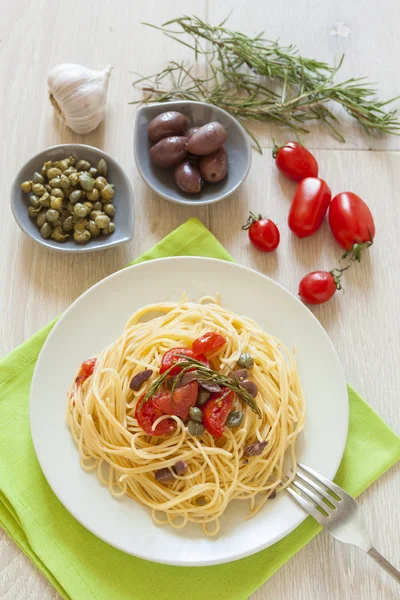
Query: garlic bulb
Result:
<box><xmin>47</xmin><ymin>63</ymin><xmax>112</xmax><ymax>134</ymax></box>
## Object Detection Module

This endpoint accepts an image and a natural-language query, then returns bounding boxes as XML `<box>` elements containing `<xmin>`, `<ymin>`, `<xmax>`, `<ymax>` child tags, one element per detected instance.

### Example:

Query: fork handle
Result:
<box><xmin>367</xmin><ymin>547</ymin><xmax>400</xmax><ymax>584</ymax></box>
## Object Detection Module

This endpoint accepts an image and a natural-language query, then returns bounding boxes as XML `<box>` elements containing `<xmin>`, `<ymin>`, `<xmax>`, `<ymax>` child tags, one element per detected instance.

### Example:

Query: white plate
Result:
<box><xmin>30</xmin><ymin>257</ymin><xmax>348</xmax><ymax>566</ymax></box>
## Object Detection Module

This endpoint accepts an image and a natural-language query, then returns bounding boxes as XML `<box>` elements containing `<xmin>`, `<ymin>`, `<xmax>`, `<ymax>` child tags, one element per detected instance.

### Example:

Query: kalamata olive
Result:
<box><xmin>148</xmin><ymin>111</ymin><xmax>189</xmax><ymax>142</ymax></box>
<box><xmin>173</xmin><ymin>460</ymin><xmax>188</xmax><ymax>475</ymax></box>
<box><xmin>129</xmin><ymin>369</ymin><xmax>153</xmax><ymax>391</ymax></box>
<box><xmin>199</xmin><ymin>147</ymin><xmax>229</xmax><ymax>183</ymax></box>
<box><xmin>187</xmin><ymin>122</ymin><xmax>227</xmax><ymax>156</ymax></box>
<box><xmin>268</xmin><ymin>489</ymin><xmax>277</xmax><ymax>499</ymax></box>
<box><xmin>155</xmin><ymin>468</ymin><xmax>175</xmax><ymax>483</ymax></box>
<box><xmin>198</xmin><ymin>379</ymin><xmax>221</xmax><ymax>393</ymax></box>
<box><xmin>241</xmin><ymin>379</ymin><xmax>259</xmax><ymax>397</ymax></box>
<box><xmin>244</xmin><ymin>441</ymin><xmax>268</xmax><ymax>456</ymax></box>
<box><xmin>184</xmin><ymin>126</ymin><xmax>200</xmax><ymax>139</ymax></box>
<box><xmin>233</xmin><ymin>368</ymin><xmax>249</xmax><ymax>382</ymax></box>
<box><xmin>174</xmin><ymin>161</ymin><xmax>202</xmax><ymax>194</ymax></box>
<box><xmin>150</xmin><ymin>136</ymin><xmax>188</xmax><ymax>168</ymax></box>
<box><xmin>177</xmin><ymin>371</ymin><xmax>199</xmax><ymax>387</ymax></box>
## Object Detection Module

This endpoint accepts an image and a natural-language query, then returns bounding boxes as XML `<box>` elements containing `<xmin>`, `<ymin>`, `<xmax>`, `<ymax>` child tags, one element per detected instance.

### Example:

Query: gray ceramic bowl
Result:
<box><xmin>11</xmin><ymin>144</ymin><xmax>135</xmax><ymax>253</ymax></box>
<box><xmin>134</xmin><ymin>101</ymin><xmax>251</xmax><ymax>206</ymax></box>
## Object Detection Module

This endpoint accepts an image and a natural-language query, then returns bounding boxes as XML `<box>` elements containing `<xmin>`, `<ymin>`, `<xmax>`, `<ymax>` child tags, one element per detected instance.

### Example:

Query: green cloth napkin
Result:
<box><xmin>1</xmin><ymin>218</ymin><xmax>399</xmax><ymax>600</ymax></box>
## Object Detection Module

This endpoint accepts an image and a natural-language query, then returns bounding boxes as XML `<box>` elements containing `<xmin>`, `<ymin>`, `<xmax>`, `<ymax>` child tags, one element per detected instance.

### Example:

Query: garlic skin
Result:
<box><xmin>47</xmin><ymin>63</ymin><xmax>112</xmax><ymax>134</ymax></box>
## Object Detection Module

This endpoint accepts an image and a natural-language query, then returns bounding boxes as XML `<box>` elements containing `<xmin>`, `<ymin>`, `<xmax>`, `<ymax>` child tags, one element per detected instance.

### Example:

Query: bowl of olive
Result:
<box><xmin>11</xmin><ymin>144</ymin><xmax>134</xmax><ymax>252</ymax></box>
<box><xmin>134</xmin><ymin>101</ymin><xmax>251</xmax><ymax>206</ymax></box>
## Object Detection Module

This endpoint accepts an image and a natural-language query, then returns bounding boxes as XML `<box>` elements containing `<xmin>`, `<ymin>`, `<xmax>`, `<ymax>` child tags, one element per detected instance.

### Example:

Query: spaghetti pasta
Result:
<box><xmin>66</xmin><ymin>295</ymin><xmax>305</xmax><ymax>535</ymax></box>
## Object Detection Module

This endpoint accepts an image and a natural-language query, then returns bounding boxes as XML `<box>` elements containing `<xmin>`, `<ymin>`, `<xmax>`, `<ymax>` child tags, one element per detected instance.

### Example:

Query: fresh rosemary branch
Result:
<box><xmin>142</xmin><ymin>355</ymin><xmax>262</xmax><ymax>418</ymax></box>
<box><xmin>131</xmin><ymin>15</ymin><xmax>400</xmax><ymax>148</ymax></box>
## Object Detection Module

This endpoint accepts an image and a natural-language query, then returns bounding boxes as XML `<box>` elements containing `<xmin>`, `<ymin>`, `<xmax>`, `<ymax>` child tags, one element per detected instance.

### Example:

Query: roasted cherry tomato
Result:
<box><xmin>192</xmin><ymin>332</ymin><xmax>226</xmax><ymax>356</ymax></box>
<box><xmin>75</xmin><ymin>357</ymin><xmax>96</xmax><ymax>386</ymax></box>
<box><xmin>242</xmin><ymin>212</ymin><xmax>280</xmax><ymax>252</ymax></box>
<box><xmin>298</xmin><ymin>269</ymin><xmax>345</xmax><ymax>305</ymax></box>
<box><xmin>288</xmin><ymin>177</ymin><xmax>331</xmax><ymax>238</ymax></box>
<box><xmin>153</xmin><ymin>381</ymin><xmax>198</xmax><ymax>419</ymax></box>
<box><xmin>328</xmin><ymin>192</ymin><xmax>375</xmax><ymax>261</ymax></box>
<box><xmin>273</xmin><ymin>141</ymin><xmax>319</xmax><ymax>182</ymax></box>
<box><xmin>202</xmin><ymin>389</ymin><xmax>234</xmax><ymax>438</ymax></box>
<box><xmin>160</xmin><ymin>348</ymin><xmax>209</xmax><ymax>376</ymax></box>
<box><xmin>135</xmin><ymin>396</ymin><xmax>176</xmax><ymax>436</ymax></box>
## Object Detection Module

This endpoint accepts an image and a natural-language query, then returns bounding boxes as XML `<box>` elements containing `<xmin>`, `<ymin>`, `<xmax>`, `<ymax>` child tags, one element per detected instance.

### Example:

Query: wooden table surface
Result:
<box><xmin>1</xmin><ymin>1</ymin><xmax>399</xmax><ymax>598</ymax></box>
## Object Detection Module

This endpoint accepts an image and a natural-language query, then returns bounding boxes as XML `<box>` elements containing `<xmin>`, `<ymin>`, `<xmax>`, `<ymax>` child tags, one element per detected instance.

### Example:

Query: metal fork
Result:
<box><xmin>287</xmin><ymin>462</ymin><xmax>400</xmax><ymax>584</ymax></box>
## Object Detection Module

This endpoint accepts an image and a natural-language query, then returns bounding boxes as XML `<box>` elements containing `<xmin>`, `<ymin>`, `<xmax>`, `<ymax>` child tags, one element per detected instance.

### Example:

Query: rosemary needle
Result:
<box><xmin>131</xmin><ymin>15</ymin><xmax>400</xmax><ymax>150</ymax></box>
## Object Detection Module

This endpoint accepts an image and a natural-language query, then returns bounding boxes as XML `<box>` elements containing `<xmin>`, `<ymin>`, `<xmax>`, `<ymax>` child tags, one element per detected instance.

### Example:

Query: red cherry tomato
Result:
<box><xmin>192</xmin><ymin>332</ymin><xmax>226</xmax><ymax>356</ymax></box>
<box><xmin>242</xmin><ymin>212</ymin><xmax>280</xmax><ymax>252</ymax></box>
<box><xmin>153</xmin><ymin>381</ymin><xmax>198</xmax><ymax>419</ymax></box>
<box><xmin>298</xmin><ymin>271</ymin><xmax>342</xmax><ymax>305</ymax></box>
<box><xmin>135</xmin><ymin>396</ymin><xmax>176</xmax><ymax>436</ymax></box>
<box><xmin>202</xmin><ymin>389</ymin><xmax>234</xmax><ymax>438</ymax></box>
<box><xmin>328</xmin><ymin>192</ymin><xmax>375</xmax><ymax>261</ymax></box>
<box><xmin>160</xmin><ymin>348</ymin><xmax>209</xmax><ymax>376</ymax></box>
<box><xmin>288</xmin><ymin>177</ymin><xmax>331</xmax><ymax>238</ymax></box>
<box><xmin>76</xmin><ymin>357</ymin><xmax>96</xmax><ymax>386</ymax></box>
<box><xmin>273</xmin><ymin>141</ymin><xmax>319</xmax><ymax>182</ymax></box>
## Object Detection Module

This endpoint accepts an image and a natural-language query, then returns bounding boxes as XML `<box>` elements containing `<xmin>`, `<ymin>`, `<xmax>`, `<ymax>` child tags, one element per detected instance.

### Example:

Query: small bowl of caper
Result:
<box><xmin>11</xmin><ymin>144</ymin><xmax>135</xmax><ymax>252</ymax></box>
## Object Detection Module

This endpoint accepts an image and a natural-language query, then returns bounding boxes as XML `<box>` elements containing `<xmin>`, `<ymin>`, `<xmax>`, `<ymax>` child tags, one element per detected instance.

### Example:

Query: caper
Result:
<box><xmin>43</xmin><ymin>160</ymin><xmax>52</xmax><ymax>170</ymax></box>
<box><xmin>237</xmin><ymin>352</ymin><xmax>254</xmax><ymax>369</ymax></box>
<box><xmin>63</xmin><ymin>167</ymin><xmax>75</xmax><ymax>177</ymax></box>
<box><xmin>50</xmin><ymin>196</ymin><xmax>63</xmax><ymax>212</ymax></box>
<box><xmin>58</xmin><ymin>159</ymin><xmax>70</xmax><ymax>172</ymax></box>
<box><xmin>39</xmin><ymin>192</ymin><xmax>51</xmax><ymax>208</ymax></box>
<box><xmin>86</xmin><ymin>188</ymin><xmax>99</xmax><ymax>202</ymax></box>
<box><xmin>62</xmin><ymin>215</ymin><xmax>74</xmax><ymax>232</ymax></box>
<box><xmin>60</xmin><ymin>174</ymin><xmax>70</xmax><ymax>190</ymax></box>
<box><xmin>32</xmin><ymin>172</ymin><xmax>44</xmax><ymax>184</ymax></box>
<box><xmin>189</xmin><ymin>407</ymin><xmax>203</xmax><ymax>423</ymax></box>
<box><xmin>47</xmin><ymin>167</ymin><xmax>62</xmax><ymax>179</ymax></box>
<box><xmin>51</xmin><ymin>187</ymin><xmax>64</xmax><ymax>199</ymax></box>
<box><xmin>87</xmin><ymin>220</ymin><xmax>101</xmax><ymax>237</ymax></box>
<box><xmin>44</xmin><ymin>184</ymin><xmax>52</xmax><ymax>194</ymax></box>
<box><xmin>41</xmin><ymin>166</ymin><xmax>47</xmax><ymax>177</ymax></box>
<box><xmin>69</xmin><ymin>172</ymin><xmax>79</xmax><ymax>186</ymax></box>
<box><xmin>46</xmin><ymin>209</ymin><xmax>60</xmax><ymax>223</ymax></box>
<box><xmin>52</xmin><ymin>219</ymin><xmax>62</xmax><ymax>229</ymax></box>
<box><xmin>67</xmin><ymin>155</ymin><xmax>75</xmax><ymax>166</ymax></box>
<box><xmin>89</xmin><ymin>167</ymin><xmax>98</xmax><ymax>178</ymax></box>
<box><xmin>66</xmin><ymin>202</ymin><xmax>75</xmax><ymax>214</ymax></box>
<box><xmin>102</xmin><ymin>222</ymin><xmax>115</xmax><ymax>235</ymax></box>
<box><xmin>93</xmin><ymin>201</ymin><xmax>102</xmax><ymax>211</ymax></box>
<box><xmin>83</xmin><ymin>201</ymin><xmax>93</xmax><ymax>211</ymax></box>
<box><xmin>21</xmin><ymin>180</ymin><xmax>32</xmax><ymax>193</ymax></box>
<box><xmin>79</xmin><ymin>173</ymin><xmax>94</xmax><ymax>192</ymax></box>
<box><xmin>30</xmin><ymin>195</ymin><xmax>40</xmax><ymax>208</ymax></box>
<box><xmin>70</xmin><ymin>190</ymin><xmax>83</xmax><ymax>205</ymax></box>
<box><xmin>73</xmin><ymin>218</ymin><xmax>88</xmax><ymax>232</ymax></box>
<box><xmin>40</xmin><ymin>222</ymin><xmax>52</xmax><ymax>239</ymax></box>
<box><xmin>90</xmin><ymin>210</ymin><xmax>102</xmax><ymax>220</ymax></box>
<box><xmin>96</xmin><ymin>158</ymin><xmax>107</xmax><ymax>176</ymax></box>
<box><xmin>36</xmin><ymin>211</ymin><xmax>47</xmax><ymax>228</ymax></box>
<box><xmin>28</xmin><ymin>206</ymin><xmax>41</xmax><ymax>217</ymax></box>
<box><xmin>51</xmin><ymin>226</ymin><xmax>68</xmax><ymax>242</ymax></box>
<box><xmin>94</xmin><ymin>214</ymin><xmax>110</xmax><ymax>229</ymax></box>
<box><xmin>94</xmin><ymin>176</ymin><xmax>107</xmax><ymax>190</ymax></box>
<box><xmin>76</xmin><ymin>159</ymin><xmax>91</xmax><ymax>171</ymax></box>
<box><xmin>32</xmin><ymin>183</ymin><xmax>46</xmax><ymax>197</ymax></box>
<box><xmin>73</xmin><ymin>229</ymin><xmax>91</xmax><ymax>243</ymax></box>
<box><xmin>100</xmin><ymin>184</ymin><xmax>115</xmax><ymax>201</ymax></box>
<box><xmin>74</xmin><ymin>203</ymin><xmax>89</xmax><ymax>218</ymax></box>
<box><xmin>49</xmin><ymin>177</ymin><xmax>62</xmax><ymax>188</ymax></box>
<box><xmin>103</xmin><ymin>203</ymin><xmax>115</xmax><ymax>217</ymax></box>
<box><xmin>188</xmin><ymin>420</ymin><xmax>205</xmax><ymax>436</ymax></box>
<box><xmin>196</xmin><ymin>389</ymin><xmax>211</xmax><ymax>406</ymax></box>
<box><xmin>226</xmin><ymin>411</ymin><xmax>244</xmax><ymax>428</ymax></box>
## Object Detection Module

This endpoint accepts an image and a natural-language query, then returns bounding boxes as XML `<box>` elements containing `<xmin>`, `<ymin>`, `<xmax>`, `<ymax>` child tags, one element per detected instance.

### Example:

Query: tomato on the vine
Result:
<box><xmin>288</xmin><ymin>177</ymin><xmax>331</xmax><ymax>238</ymax></box>
<box><xmin>298</xmin><ymin>269</ymin><xmax>346</xmax><ymax>305</ymax></box>
<box><xmin>75</xmin><ymin>358</ymin><xmax>96</xmax><ymax>386</ymax></box>
<box><xmin>242</xmin><ymin>212</ymin><xmax>280</xmax><ymax>252</ymax></box>
<box><xmin>153</xmin><ymin>381</ymin><xmax>198</xmax><ymax>419</ymax></box>
<box><xmin>160</xmin><ymin>348</ymin><xmax>209</xmax><ymax>376</ymax></box>
<box><xmin>202</xmin><ymin>389</ymin><xmax>234</xmax><ymax>438</ymax></box>
<box><xmin>328</xmin><ymin>192</ymin><xmax>375</xmax><ymax>261</ymax></box>
<box><xmin>135</xmin><ymin>397</ymin><xmax>176</xmax><ymax>436</ymax></box>
<box><xmin>273</xmin><ymin>141</ymin><xmax>319</xmax><ymax>182</ymax></box>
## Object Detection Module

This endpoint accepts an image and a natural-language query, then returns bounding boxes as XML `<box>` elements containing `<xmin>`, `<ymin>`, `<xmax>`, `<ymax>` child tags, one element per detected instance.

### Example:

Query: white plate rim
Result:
<box><xmin>30</xmin><ymin>257</ymin><xmax>349</xmax><ymax>566</ymax></box>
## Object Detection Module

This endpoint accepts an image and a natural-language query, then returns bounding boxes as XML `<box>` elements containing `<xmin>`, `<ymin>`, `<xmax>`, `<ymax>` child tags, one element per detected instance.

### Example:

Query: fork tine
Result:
<box><xmin>292</xmin><ymin>479</ymin><xmax>331</xmax><ymax>516</ymax></box>
<box><xmin>286</xmin><ymin>486</ymin><xmax>328</xmax><ymax>526</ymax></box>
<box><xmin>295</xmin><ymin>470</ymin><xmax>340</xmax><ymax>508</ymax></box>
<box><xmin>298</xmin><ymin>462</ymin><xmax>344</xmax><ymax>499</ymax></box>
